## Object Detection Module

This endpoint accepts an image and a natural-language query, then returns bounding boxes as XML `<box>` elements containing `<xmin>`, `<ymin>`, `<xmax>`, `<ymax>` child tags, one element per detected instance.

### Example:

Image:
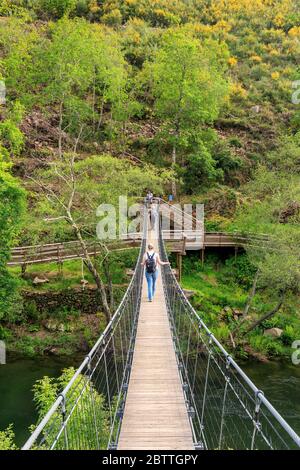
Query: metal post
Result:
<box><xmin>178</xmin><ymin>253</ymin><xmax>182</xmax><ymax>282</ymax></box>
<box><xmin>103</xmin><ymin>346</ymin><xmax>112</xmax><ymax>429</ymax></box>
<box><xmin>60</xmin><ymin>395</ymin><xmax>69</xmax><ymax>450</ymax></box>
<box><xmin>201</xmin><ymin>248</ymin><xmax>205</xmax><ymax>266</ymax></box>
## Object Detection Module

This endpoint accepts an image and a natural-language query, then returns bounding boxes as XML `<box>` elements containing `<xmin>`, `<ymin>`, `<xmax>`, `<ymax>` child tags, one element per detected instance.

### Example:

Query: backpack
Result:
<box><xmin>146</xmin><ymin>252</ymin><xmax>156</xmax><ymax>273</ymax></box>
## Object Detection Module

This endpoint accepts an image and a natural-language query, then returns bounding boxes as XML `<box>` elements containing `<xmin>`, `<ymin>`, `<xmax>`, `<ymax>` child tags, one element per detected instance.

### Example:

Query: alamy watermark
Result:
<box><xmin>291</xmin><ymin>340</ymin><xmax>300</xmax><ymax>365</ymax></box>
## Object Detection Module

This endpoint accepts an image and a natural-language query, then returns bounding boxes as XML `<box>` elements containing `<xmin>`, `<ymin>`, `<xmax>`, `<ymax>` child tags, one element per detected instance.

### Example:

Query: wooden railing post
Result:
<box><xmin>182</xmin><ymin>235</ymin><xmax>187</xmax><ymax>255</ymax></box>
<box><xmin>57</xmin><ymin>245</ymin><xmax>63</xmax><ymax>278</ymax></box>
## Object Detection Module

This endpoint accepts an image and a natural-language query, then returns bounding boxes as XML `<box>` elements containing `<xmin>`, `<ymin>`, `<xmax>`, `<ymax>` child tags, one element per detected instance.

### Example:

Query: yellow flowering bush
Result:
<box><xmin>288</xmin><ymin>27</ymin><xmax>300</xmax><ymax>38</ymax></box>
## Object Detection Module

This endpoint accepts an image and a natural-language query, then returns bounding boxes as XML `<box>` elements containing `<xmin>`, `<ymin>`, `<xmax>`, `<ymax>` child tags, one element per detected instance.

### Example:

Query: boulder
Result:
<box><xmin>45</xmin><ymin>320</ymin><xmax>57</xmax><ymax>332</ymax></box>
<box><xmin>33</xmin><ymin>276</ymin><xmax>49</xmax><ymax>285</ymax></box>
<box><xmin>58</xmin><ymin>323</ymin><xmax>65</xmax><ymax>332</ymax></box>
<box><xmin>224</xmin><ymin>306</ymin><xmax>232</xmax><ymax>313</ymax></box>
<box><xmin>44</xmin><ymin>346</ymin><xmax>58</xmax><ymax>356</ymax></box>
<box><xmin>251</xmin><ymin>105</ymin><xmax>261</xmax><ymax>113</ymax></box>
<box><xmin>263</xmin><ymin>327</ymin><xmax>283</xmax><ymax>338</ymax></box>
<box><xmin>126</xmin><ymin>269</ymin><xmax>135</xmax><ymax>277</ymax></box>
<box><xmin>45</xmin><ymin>321</ymin><xmax>65</xmax><ymax>333</ymax></box>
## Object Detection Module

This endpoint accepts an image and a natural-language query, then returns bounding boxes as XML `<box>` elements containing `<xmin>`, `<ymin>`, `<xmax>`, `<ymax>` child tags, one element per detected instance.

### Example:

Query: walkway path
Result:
<box><xmin>118</xmin><ymin>224</ymin><xmax>194</xmax><ymax>450</ymax></box>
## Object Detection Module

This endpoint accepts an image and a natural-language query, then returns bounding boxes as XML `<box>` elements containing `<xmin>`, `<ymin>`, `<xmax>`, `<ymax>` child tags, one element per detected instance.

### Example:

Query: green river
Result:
<box><xmin>0</xmin><ymin>356</ymin><xmax>299</xmax><ymax>448</ymax></box>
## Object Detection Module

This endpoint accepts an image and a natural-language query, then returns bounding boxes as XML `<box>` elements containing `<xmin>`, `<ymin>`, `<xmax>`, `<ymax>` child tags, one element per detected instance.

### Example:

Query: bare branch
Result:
<box><xmin>26</xmin><ymin>174</ymin><xmax>68</xmax><ymax>212</ymax></box>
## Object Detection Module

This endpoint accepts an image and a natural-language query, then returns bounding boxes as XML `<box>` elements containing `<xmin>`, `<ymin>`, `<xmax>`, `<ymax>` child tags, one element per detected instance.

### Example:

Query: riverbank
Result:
<box><xmin>0</xmin><ymin>354</ymin><xmax>83</xmax><ymax>447</ymax></box>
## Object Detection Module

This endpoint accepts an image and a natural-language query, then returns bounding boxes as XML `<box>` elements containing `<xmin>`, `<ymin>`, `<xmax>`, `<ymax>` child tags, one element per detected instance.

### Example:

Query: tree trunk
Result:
<box><xmin>243</xmin><ymin>269</ymin><xmax>260</xmax><ymax>318</ymax></box>
<box><xmin>243</xmin><ymin>291</ymin><xmax>286</xmax><ymax>336</ymax></box>
<box><xmin>67</xmin><ymin>212</ymin><xmax>111</xmax><ymax>323</ymax></box>
<box><xmin>103</xmin><ymin>256</ymin><xmax>114</xmax><ymax>311</ymax></box>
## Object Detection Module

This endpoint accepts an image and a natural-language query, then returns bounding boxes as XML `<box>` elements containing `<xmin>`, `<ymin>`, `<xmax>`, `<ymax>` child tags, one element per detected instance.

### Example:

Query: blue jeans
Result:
<box><xmin>145</xmin><ymin>270</ymin><xmax>158</xmax><ymax>301</ymax></box>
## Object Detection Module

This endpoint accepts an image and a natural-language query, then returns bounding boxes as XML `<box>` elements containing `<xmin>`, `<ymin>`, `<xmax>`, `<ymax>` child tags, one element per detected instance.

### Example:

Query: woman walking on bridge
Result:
<box><xmin>141</xmin><ymin>243</ymin><xmax>169</xmax><ymax>302</ymax></box>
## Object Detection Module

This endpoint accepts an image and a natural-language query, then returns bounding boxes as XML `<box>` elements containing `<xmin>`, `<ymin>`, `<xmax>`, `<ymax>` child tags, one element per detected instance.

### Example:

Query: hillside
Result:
<box><xmin>0</xmin><ymin>0</ymin><xmax>299</xmax><ymax>360</ymax></box>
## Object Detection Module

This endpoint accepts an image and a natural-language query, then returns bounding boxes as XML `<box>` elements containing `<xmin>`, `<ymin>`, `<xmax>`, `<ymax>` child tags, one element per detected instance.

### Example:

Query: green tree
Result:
<box><xmin>34</xmin><ymin>18</ymin><xmax>98</xmax><ymax>155</ymax></box>
<box><xmin>266</xmin><ymin>131</ymin><xmax>300</xmax><ymax>174</ymax></box>
<box><xmin>182</xmin><ymin>130</ymin><xmax>224</xmax><ymax>193</ymax></box>
<box><xmin>32</xmin><ymin>367</ymin><xmax>110</xmax><ymax>449</ymax></box>
<box><xmin>0</xmin><ymin>101</ymin><xmax>25</xmax><ymax>159</ymax></box>
<box><xmin>0</xmin><ymin>0</ymin><xmax>33</xmax><ymax>18</ymax></box>
<box><xmin>29</xmin><ymin>152</ymin><xmax>171</xmax><ymax>322</ymax></box>
<box><xmin>32</xmin><ymin>18</ymin><xmax>135</xmax><ymax>155</ymax></box>
<box><xmin>35</xmin><ymin>0</ymin><xmax>77</xmax><ymax>19</ymax></box>
<box><xmin>0</xmin><ymin>158</ymin><xmax>26</xmax><ymax>322</ymax></box>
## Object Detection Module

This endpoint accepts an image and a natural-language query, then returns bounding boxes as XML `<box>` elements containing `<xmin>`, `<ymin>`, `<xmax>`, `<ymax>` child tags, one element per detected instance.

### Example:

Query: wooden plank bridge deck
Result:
<box><xmin>118</xmin><ymin>229</ymin><xmax>194</xmax><ymax>450</ymax></box>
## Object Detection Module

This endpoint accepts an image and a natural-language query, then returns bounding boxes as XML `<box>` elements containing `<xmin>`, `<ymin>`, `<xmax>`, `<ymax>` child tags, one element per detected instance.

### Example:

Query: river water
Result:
<box><xmin>0</xmin><ymin>355</ymin><xmax>82</xmax><ymax>447</ymax></box>
<box><xmin>0</xmin><ymin>356</ymin><xmax>299</xmax><ymax>448</ymax></box>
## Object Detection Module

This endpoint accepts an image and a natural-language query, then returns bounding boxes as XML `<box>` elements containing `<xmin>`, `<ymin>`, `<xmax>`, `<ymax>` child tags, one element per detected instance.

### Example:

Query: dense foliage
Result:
<box><xmin>0</xmin><ymin>0</ymin><xmax>299</xmax><ymax>357</ymax></box>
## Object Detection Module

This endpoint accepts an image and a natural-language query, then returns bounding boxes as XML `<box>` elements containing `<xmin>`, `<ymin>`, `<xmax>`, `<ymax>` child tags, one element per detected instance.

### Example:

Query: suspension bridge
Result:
<box><xmin>22</xmin><ymin>202</ymin><xmax>300</xmax><ymax>450</ymax></box>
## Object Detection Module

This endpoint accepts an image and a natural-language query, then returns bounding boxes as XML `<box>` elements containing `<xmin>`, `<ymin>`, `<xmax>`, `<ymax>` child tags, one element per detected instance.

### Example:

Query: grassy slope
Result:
<box><xmin>180</xmin><ymin>252</ymin><xmax>300</xmax><ymax>360</ymax></box>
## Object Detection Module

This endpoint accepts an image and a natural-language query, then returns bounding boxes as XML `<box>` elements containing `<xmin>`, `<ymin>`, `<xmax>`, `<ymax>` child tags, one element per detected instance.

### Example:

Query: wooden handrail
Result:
<box><xmin>8</xmin><ymin>231</ymin><xmax>271</xmax><ymax>267</ymax></box>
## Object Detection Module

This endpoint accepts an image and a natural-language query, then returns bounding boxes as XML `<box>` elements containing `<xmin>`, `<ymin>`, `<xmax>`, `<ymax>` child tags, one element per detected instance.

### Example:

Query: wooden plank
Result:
<box><xmin>118</xmin><ymin>228</ymin><xmax>194</xmax><ymax>451</ymax></box>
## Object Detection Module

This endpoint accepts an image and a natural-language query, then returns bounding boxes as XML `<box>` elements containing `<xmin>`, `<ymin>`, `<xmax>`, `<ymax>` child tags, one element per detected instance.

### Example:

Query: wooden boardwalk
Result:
<box><xmin>118</xmin><ymin>229</ymin><xmax>194</xmax><ymax>450</ymax></box>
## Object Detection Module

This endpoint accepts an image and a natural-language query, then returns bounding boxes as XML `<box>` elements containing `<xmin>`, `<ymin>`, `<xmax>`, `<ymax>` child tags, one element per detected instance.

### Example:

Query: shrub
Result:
<box><xmin>36</xmin><ymin>0</ymin><xmax>77</xmax><ymax>19</ymax></box>
<box><xmin>213</xmin><ymin>139</ymin><xmax>243</xmax><ymax>182</ymax></box>
<box><xmin>52</xmin><ymin>306</ymin><xmax>80</xmax><ymax>321</ymax></box>
<box><xmin>0</xmin><ymin>269</ymin><xmax>23</xmax><ymax>323</ymax></box>
<box><xmin>249</xmin><ymin>334</ymin><xmax>286</xmax><ymax>357</ymax></box>
<box><xmin>0</xmin><ymin>425</ymin><xmax>17</xmax><ymax>450</ymax></box>
<box><xmin>205</xmin><ymin>214</ymin><xmax>231</xmax><ymax>231</ymax></box>
<box><xmin>281</xmin><ymin>325</ymin><xmax>298</xmax><ymax>346</ymax></box>
<box><xmin>27</xmin><ymin>324</ymin><xmax>40</xmax><ymax>333</ymax></box>
<box><xmin>23</xmin><ymin>300</ymin><xmax>39</xmax><ymax>322</ymax></box>
<box><xmin>32</xmin><ymin>368</ymin><xmax>110</xmax><ymax>448</ymax></box>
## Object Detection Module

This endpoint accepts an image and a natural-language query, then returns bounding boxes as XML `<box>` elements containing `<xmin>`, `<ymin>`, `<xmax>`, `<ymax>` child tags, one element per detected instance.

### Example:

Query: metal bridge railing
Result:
<box><xmin>158</xmin><ymin>224</ymin><xmax>300</xmax><ymax>450</ymax></box>
<box><xmin>22</xmin><ymin>210</ymin><xmax>147</xmax><ymax>450</ymax></box>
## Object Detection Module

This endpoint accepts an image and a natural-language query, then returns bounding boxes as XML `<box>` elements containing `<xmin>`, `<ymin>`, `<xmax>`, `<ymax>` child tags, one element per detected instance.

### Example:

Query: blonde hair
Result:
<box><xmin>148</xmin><ymin>243</ymin><xmax>154</xmax><ymax>250</ymax></box>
